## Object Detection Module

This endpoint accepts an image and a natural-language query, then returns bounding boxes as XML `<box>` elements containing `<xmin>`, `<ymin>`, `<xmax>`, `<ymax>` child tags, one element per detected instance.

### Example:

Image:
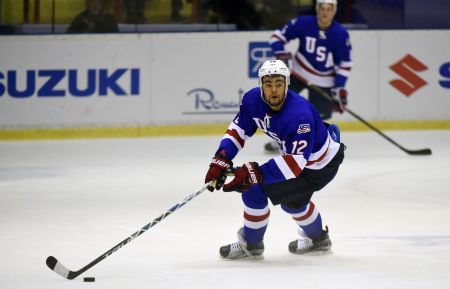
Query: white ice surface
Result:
<box><xmin>1</xmin><ymin>130</ymin><xmax>449</xmax><ymax>289</ymax></box>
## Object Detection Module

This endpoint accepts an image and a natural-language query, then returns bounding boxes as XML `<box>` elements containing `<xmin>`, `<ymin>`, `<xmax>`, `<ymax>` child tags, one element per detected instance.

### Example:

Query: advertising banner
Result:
<box><xmin>0</xmin><ymin>34</ymin><xmax>151</xmax><ymax>127</ymax></box>
<box><xmin>0</xmin><ymin>30</ymin><xmax>449</xmax><ymax>129</ymax></box>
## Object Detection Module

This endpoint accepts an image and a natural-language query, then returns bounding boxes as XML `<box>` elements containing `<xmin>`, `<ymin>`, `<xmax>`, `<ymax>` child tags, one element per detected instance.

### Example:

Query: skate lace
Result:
<box><xmin>229</xmin><ymin>242</ymin><xmax>244</xmax><ymax>253</ymax></box>
<box><xmin>296</xmin><ymin>238</ymin><xmax>313</xmax><ymax>251</ymax></box>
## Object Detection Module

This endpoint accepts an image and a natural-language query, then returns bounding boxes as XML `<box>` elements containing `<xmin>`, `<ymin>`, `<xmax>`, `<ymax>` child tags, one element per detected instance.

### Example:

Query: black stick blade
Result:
<box><xmin>46</xmin><ymin>256</ymin><xmax>72</xmax><ymax>279</ymax></box>
<box><xmin>46</xmin><ymin>256</ymin><xmax>57</xmax><ymax>269</ymax></box>
<box><xmin>407</xmin><ymin>148</ymin><xmax>432</xmax><ymax>156</ymax></box>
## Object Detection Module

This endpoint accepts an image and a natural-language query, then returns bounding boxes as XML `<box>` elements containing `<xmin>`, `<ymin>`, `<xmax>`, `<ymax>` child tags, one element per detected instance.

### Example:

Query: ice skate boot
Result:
<box><xmin>219</xmin><ymin>227</ymin><xmax>264</xmax><ymax>260</ymax></box>
<box><xmin>288</xmin><ymin>226</ymin><xmax>332</xmax><ymax>254</ymax></box>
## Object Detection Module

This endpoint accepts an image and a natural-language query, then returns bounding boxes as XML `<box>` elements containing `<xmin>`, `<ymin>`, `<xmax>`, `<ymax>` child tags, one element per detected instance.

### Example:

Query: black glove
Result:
<box><xmin>223</xmin><ymin>162</ymin><xmax>263</xmax><ymax>193</ymax></box>
<box><xmin>331</xmin><ymin>87</ymin><xmax>348</xmax><ymax>113</ymax></box>
<box><xmin>204</xmin><ymin>150</ymin><xmax>232</xmax><ymax>192</ymax></box>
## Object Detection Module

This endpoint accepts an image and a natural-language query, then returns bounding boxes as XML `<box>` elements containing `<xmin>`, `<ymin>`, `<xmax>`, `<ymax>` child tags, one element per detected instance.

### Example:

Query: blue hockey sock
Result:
<box><xmin>300</xmin><ymin>214</ymin><xmax>323</xmax><ymax>238</ymax></box>
<box><xmin>242</xmin><ymin>185</ymin><xmax>270</xmax><ymax>244</ymax></box>
<box><xmin>281</xmin><ymin>202</ymin><xmax>323</xmax><ymax>239</ymax></box>
<box><xmin>243</xmin><ymin>226</ymin><xmax>267</xmax><ymax>244</ymax></box>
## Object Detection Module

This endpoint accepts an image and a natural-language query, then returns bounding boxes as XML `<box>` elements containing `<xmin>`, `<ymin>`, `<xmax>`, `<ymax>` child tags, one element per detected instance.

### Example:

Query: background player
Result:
<box><xmin>265</xmin><ymin>0</ymin><xmax>352</xmax><ymax>153</ymax></box>
<box><xmin>204</xmin><ymin>60</ymin><xmax>345</xmax><ymax>259</ymax></box>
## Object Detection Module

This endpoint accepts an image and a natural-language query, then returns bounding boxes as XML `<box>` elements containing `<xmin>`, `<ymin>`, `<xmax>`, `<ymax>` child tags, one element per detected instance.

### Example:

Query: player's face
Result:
<box><xmin>88</xmin><ymin>0</ymin><xmax>103</xmax><ymax>15</ymax></box>
<box><xmin>317</xmin><ymin>4</ymin><xmax>336</xmax><ymax>29</ymax></box>
<box><xmin>262</xmin><ymin>75</ymin><xmax>286</xmax><ymax>111</ymax></box>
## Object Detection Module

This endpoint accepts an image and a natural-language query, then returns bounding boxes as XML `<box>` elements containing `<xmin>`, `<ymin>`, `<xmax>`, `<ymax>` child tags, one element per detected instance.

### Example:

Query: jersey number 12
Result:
<box><xmin>291</xmin><ymin>140</ymin><xmax>307</xmax><ymax>154</ymax></box>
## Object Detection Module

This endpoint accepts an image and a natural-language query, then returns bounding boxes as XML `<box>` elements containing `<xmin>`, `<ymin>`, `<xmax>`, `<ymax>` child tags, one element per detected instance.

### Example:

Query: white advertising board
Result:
<box><xmin>378</xmin><ymin>30</ymin><xmax>450</xmax><ymax>120</ymax></box>
<box><xmin>0</xmin><ymin>30</ymin><xmax>449</xmax><ymax>129</ymax></box>
<box><xmin>0</xmin><ymin>34</ymin><xmax>152</xmax><ymax>127</ymax></box>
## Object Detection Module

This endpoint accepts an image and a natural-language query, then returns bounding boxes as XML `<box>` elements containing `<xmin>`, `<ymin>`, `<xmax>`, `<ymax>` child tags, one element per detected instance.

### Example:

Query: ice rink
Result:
<box><xmin>1</xmin><ymin>130</ymin><xmax>449</xmax><ymax>289</ymax></box>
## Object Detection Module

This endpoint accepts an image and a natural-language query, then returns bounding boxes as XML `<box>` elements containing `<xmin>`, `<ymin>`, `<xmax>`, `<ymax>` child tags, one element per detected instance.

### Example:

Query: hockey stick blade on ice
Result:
<box><xmin>46</xmin><ymin>183</ymin><xmax>209</xmax><ymax>280</ymax></box>
<box><xmin>310</xmin><ymin>85</ymin><xmax>432</xmax><ymax>156</ymax></box>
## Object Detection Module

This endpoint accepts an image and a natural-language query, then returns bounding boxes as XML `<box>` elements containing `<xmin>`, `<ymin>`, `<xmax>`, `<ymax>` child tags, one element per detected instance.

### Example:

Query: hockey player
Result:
<box><xmin>265</xmin><ymin>0</ymin><xmax>352</xmax><ymax>153</ymax></box>
<box><xmin>204</xmin><ymin>59</ymin><xmax>345</xmax><ymax>259</ymax></box>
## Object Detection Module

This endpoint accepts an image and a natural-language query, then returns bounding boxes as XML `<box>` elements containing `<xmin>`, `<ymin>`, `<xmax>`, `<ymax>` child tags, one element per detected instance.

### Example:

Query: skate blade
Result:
<box><xmin>291</xmin><ymin>249</ymin><xmax>333</xmax><ymax>256</ymax></box>
<box><xmin>219</xmin><ymin>254</ymin><xmax>264</xmax><ymax>260</ymax></box>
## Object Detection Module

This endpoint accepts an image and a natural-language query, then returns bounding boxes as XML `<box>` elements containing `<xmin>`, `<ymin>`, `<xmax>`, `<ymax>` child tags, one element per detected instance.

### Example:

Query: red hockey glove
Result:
<box><xmin>276</xmin><ymin>52</ymin><xmax>293</xmax><ymax>67</ymax></box>
<box><xmin>205</xmin><ymin>151</ymin><xmax>232</xmax><ymax>192</ymax></box>
<box><xmin>223</xmin><ymin>162</ymin><xmax>263</xmax><ymax>193</ymax></box>
<box><xmin>331</xmin><ymin>87</ymin><xmax>348</xmax><ymax>113</ymax></box>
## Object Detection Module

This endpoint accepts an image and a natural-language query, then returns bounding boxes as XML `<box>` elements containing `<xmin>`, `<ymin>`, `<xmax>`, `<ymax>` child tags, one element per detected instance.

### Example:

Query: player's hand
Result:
<box><xmin>223</xmin><ymin>162</ymin><xmax>263</xmax><ymax>193</ymax></box>
<box><xmin>205</xmin><ymin>151</ymin><xmax>232</xmax><ymax>192</ymax></box>
<box><xmin>276</xmin><ymin>52</ymin><xmax>293</xmax><ymax>67</ymax></box>
<box><xmin>331</xmin><ymin>87</ymin><xmax>348</xmax><ymax>113</ymax></box>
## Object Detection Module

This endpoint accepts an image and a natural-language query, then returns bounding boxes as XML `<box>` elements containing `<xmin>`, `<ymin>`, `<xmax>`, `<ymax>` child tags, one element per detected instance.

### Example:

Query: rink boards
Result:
<box><xmin>0</xmin><ymin>30</ymin><xmax>449</xmax><ymax>137</ymax></box>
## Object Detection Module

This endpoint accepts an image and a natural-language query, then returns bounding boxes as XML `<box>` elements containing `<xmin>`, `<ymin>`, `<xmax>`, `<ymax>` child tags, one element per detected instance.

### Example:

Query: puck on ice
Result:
<box><xmin>83</xmin><ymin>277</ymin><xmax>95</xmax><ymax>282</ymax></box>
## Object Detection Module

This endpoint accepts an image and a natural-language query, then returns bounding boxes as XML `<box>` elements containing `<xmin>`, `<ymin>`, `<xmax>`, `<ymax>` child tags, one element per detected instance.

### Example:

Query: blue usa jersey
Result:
<box><xmin>270</xmin><ymin>15</ymin><xmax>352</xmax><ymax>88</ymax></box>
<box><xmin>216</xmin><ymin>88</ymin><xmax>341</xmax><ymax>185</ymax></box>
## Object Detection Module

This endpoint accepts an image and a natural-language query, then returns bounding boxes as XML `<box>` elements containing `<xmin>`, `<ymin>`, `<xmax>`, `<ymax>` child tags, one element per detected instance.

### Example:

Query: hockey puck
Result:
<box><xmin>83</xmin><ymin>277</ymin><xmax>95</xmax><ymax>282</ymax></box>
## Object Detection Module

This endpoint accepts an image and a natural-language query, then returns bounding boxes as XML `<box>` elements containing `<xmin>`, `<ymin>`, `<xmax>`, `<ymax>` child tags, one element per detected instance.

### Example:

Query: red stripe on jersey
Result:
<box><xmin>295</xmin><ymin>54</ymin><xmax>335</xmax><ymax>77</ymax></box>
<box><xmin>339</xmin><ymin>66</ymin><xmax>352</xmax><ymax>71</ymax></box>
<box><xmin>293</xmin><ymin>202</ymin><xmax>315</xmax><ymax>221</ymax></box>
<box><xmin>226</xmin><ymin>129</ymin><xmax>245</xmax><ymax>148</ymax></box>
<box><xmin>244</xmin><ymin>210</ymin><xmax>270</xmax><ymax>222</ymax></box>
<box><xmin>291</xmin><ymin>70</ymin><xmax>309</xmax><ymax>85</ymax></box>
<box><xmin>282</xmin><ymin>155</ymin><xmax>302</xmax><ymax>177</ymax></box>
<box><xmin>271</xmin><ymin>34</ymin><xmax>286</xmax><ymax>43</ymax></box>
<box><xmin>306</xmin><ymin>146</ymin><xmax>329</xmax><ymax>166</ymax></box>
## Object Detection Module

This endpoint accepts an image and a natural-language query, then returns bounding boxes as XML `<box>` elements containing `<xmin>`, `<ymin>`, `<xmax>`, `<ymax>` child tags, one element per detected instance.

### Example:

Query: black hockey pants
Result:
<box><xmin>262</xmin><ymin>143</ymin><xmax>345</xmax><ymax>209</ymax></box>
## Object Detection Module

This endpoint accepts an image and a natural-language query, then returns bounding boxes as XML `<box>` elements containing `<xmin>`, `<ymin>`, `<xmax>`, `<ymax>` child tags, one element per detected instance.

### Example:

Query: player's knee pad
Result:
<box><xmin>242</xmin><ymin>184</ymin><xmax>268</xmax><ymax>209</ymax></box>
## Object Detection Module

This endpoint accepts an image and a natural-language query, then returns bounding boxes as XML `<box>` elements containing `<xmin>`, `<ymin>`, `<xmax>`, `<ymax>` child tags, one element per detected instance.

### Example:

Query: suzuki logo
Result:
<box><xmin>389</xmin><ymin>54</ymin><xmax>428</xmax><ymax>97</ymax></box>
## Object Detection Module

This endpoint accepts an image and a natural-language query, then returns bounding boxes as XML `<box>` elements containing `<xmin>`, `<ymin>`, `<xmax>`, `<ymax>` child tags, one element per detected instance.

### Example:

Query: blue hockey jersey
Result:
<box><xmin>270</xmin><ymin>15</ymin><xmax>352</xmax><ymax>88</ymax></box>
<box><xmin>216</xmin><ymin>88</ymin><xmax>341</xmax><ymax>185</ymax></box>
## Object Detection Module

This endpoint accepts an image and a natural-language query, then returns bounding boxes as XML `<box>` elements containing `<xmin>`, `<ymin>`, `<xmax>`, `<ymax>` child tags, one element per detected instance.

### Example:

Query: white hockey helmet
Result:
<box><xmin>317</xmin><ymin>0</ymin><xmax>337</xmax><ymax>5</ymax></box>
<box><xmin>258</xmin><ymin>59</ymin><xmax>290</xmax><ymax>86</ymax></box>
<box><xmin>316</xmin><ymin>0</ymin><xmax>337</xmax><ymax>9</ymax></box>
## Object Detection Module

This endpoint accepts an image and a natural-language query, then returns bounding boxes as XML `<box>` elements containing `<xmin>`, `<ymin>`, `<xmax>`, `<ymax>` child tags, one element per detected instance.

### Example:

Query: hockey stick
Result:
<box><xmin>46</xmin><ymin>183</ymin><xmax>209</xmax><ymax>280</ymax></box>
<box><xmin>309</xmin><ymin>85</ymin><xmax>432</xmax><ymax>156</ymax></box>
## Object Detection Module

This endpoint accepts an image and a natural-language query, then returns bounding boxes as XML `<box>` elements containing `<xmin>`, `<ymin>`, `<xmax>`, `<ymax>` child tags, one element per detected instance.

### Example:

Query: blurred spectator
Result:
<box><xmin>204</xmin><ymin>0</ymin><xmax>261</xmax><ymax>30</ymax></box>
<box><xmin>67</xmin><ymin>0</ymin><xmax>118</xmax><ymax>33</ymax></box>
<box><xmin>171</xmin><ymin>0</ymin><xmax>184</xmax><ymax>22</ymax></box>
<box><xmin>254</xmin><ymin>0</ymin><xmax>296</xmax><ymax>29</ymax></box>
<box><xmin>124</xmin><ymin>0</ymin><xmax>147</xmax><ymax>24</ymax></box>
